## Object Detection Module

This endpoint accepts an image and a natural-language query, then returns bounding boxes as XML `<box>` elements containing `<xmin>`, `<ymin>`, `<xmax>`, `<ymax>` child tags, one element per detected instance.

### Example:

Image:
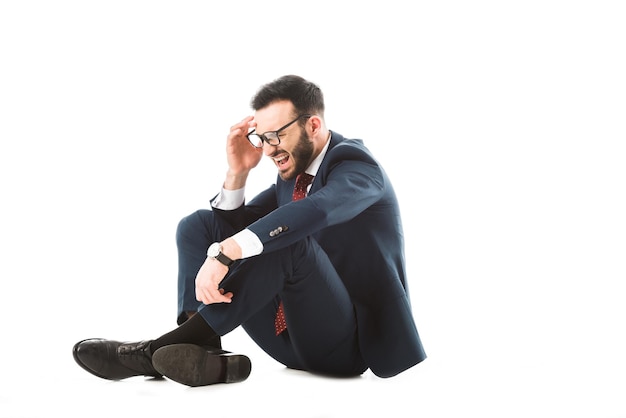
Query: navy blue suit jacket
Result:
<box><xmin>219</xmin><ymin>132</ymin><xmax>426</xmax><ymax>377</ymax></box>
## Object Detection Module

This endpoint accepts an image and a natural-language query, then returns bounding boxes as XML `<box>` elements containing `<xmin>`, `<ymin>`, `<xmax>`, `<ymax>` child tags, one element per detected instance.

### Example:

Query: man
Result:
<box><xmin>73</xmin><ymin>75</ymin><xmax>426</xmax><ymax>387</ymax></box>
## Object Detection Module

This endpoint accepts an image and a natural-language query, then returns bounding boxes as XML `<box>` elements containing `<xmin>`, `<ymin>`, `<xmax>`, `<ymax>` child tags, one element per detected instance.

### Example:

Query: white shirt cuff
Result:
<box><xmin>212</xmin><ymin>187</ymin><xmax>245</xmax><ymax>210</ymax></box>
<box><xmin>232</xmin><ymin>229</ymin><xmax>264</xmax><ymax>258</ymax></box>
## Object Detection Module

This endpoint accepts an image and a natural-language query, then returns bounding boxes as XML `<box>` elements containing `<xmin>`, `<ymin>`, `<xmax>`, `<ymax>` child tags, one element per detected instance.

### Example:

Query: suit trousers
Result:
<box><xmin>176</xmin><ymin>209</ymin><xmax>367</xmax><ymax>376</ymax></box>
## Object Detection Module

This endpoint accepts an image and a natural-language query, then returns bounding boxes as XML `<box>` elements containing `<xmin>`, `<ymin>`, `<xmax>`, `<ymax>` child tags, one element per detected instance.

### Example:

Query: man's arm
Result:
<box><xmin>194</xmin><ymin>116</ymin><xmax>264</xmax><ymax>305</ymax></box>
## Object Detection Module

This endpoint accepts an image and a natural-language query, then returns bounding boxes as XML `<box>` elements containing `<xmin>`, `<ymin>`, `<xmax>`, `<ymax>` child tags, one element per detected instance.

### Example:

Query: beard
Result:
<box><xmin>279</xmin><ymin>128</ymin><xmax>314</xmax><ymax>181</ymax></box>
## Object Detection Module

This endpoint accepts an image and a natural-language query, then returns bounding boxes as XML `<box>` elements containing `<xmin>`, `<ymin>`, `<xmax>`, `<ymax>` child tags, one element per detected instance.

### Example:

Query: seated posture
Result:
<box><xmin>73</xmin><ymin>75</ymin><xmax>427</xmax><ymax>387</ymax></box>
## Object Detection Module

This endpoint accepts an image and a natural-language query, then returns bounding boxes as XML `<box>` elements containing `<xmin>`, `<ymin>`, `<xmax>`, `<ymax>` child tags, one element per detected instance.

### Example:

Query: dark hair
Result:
<box><xmin>251</xmin><ymin>75</ymin><xmax>325</xmax><ymax>119</ymax></box>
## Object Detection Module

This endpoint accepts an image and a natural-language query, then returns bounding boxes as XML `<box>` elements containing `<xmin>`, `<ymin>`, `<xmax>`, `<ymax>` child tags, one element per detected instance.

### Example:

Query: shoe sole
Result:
<box><xmin>152</xmin><ymin>344</ymin><xmax>251</xmax><ymax>387</ymax></box>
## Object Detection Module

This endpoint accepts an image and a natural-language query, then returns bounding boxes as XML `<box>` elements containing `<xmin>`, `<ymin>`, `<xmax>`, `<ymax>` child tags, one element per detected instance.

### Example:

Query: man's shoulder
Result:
<box><xmin>326</xmin><ymin>132</ymin><xmax>375</xmax><ymax>163</ymax></box>
<box><xmin>328</xmin><ymin>131</ymin><xmax>363</xmax><ymax>148</ymax></box>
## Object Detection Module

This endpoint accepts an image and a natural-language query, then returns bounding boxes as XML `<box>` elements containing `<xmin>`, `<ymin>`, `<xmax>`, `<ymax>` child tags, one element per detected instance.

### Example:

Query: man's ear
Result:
<box><xmin>309</xmin><ymin>115</ymin><xmax>322</xmax><ymax>135</ymax></box>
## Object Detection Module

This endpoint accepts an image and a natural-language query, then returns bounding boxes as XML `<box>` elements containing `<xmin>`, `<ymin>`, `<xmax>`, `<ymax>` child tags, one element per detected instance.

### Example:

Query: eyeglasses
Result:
<box><xmin>247</xmin><ymin>114</ymin><xmax>312</xmax><ymax>148</ymax></box>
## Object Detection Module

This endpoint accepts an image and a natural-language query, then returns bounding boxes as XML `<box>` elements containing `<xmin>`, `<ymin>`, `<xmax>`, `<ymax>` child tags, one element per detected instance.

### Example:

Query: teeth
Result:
<box><xmin>274</xmin><ymin>154</ymin><xmax>288</xmax><ymax>162</ymax></box>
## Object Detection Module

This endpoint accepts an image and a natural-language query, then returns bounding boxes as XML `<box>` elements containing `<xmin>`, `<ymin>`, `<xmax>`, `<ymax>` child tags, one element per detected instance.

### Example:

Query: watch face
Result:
<box><xmin>208</xmin><ymin>243</ymin><xmax>220</xmax><ymax>258</ymax></box>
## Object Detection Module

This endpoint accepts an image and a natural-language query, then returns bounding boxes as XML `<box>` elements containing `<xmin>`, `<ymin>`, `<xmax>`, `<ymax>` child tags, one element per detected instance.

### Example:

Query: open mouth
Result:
<box><xmin>274</xmin><ymin>153</ymin><xmax>290</xmax><ymax>168</ymax></box>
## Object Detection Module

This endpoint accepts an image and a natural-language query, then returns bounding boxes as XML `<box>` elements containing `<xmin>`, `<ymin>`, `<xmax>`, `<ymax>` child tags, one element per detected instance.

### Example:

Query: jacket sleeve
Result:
<box><xmin>210</xmin><ymin>184</ymin><xmax>278</xmax><ymax>232</ymax></box>
<box><xmin>248</xmin><ymin>140</ymin><xmax>386</xmax><ymax>253</ymax></box>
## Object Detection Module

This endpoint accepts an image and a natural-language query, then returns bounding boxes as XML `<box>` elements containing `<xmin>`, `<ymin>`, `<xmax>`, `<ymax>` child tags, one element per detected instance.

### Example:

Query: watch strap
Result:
<box><xmin>215</xmin><ymin>251</ymin><xmax>234</xmax><ymax>267</ymax></box>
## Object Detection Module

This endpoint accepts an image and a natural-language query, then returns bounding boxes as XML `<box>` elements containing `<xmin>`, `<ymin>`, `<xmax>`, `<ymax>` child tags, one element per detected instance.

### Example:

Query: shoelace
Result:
<box><xmin>117</xmin><ymin>340</ymin><xmax>159</xmax><ymax>375</ymax></box>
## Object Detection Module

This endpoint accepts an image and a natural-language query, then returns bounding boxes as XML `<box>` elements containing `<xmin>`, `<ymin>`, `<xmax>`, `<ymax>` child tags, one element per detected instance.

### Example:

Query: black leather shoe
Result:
<box><xmin>152</xmin><ymin>344</ymin><xmax>251</xmax><ymax>387</ymax></box>
<box><xmin>73</xmin><ymin>338</ymin><xmax>161</xmax><ymax>380</ymax></box>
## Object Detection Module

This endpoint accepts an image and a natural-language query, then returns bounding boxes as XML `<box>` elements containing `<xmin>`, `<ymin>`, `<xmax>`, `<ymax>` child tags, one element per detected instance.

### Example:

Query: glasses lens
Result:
<box><xmin>265</xmin><ymin>132</ymin><xmax>280</xmax><ymax>145</ymax></box>
<box><xmin>247</xmin><ymin>134</ymin><xmax>263</xmax><ymax>148</ymax></box>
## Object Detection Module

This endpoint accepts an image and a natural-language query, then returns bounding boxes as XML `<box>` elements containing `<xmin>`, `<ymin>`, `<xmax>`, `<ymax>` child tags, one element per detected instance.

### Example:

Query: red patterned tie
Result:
<box><xmin>275</xmin><ymin>172</ymin><xmax>315</xmax><ymax>335</ymax></box>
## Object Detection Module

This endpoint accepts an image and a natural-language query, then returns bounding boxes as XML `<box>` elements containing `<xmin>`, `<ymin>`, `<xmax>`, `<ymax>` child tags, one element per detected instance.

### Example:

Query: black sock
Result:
<box><xmin>150</xmin><ymin>313</ymin><xmax>220</xmax><ymax>354</ymax></box>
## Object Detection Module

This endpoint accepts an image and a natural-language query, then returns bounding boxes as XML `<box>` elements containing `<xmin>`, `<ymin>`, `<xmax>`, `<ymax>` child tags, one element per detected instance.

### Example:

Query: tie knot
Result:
<box><xmin>296</xmin><ymin>172</ymin><xmax>314</xmax><ymax>187</ymax></box>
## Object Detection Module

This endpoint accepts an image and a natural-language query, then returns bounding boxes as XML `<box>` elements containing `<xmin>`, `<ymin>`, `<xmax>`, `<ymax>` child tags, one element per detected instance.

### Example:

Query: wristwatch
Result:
<box><xmin>207</xmin><ymin>242</ymin><xmax>234</xmax><ymax>267</ymax></box>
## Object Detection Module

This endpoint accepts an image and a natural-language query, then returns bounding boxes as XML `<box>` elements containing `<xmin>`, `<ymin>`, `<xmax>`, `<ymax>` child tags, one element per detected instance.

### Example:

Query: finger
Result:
<box><xmin>218</xmin><ymin>288</ymin><xmax>233</xmax><ymax>303</ymax></box>
<box><xmin>196</xmin><ymin>286</ymin><xmax>210</xmax><ymax>304</ymax></box>
<box><xmin>196</xmin><ymin>284</ymin><xmax>219</xmax><ymax>305</ymax></box>
<box><xmin>210</xmin><ymin>287</ymin><xmax>231</xmax><ymax>303</ymax></box>
<box><xmin>197</xmin><ymin>286</ymin><xmax>231</xmax><ymax>304</ymax></box>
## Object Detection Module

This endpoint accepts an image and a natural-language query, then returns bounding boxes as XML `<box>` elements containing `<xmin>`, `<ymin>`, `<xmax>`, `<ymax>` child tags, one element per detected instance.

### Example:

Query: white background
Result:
<box><xmin>1</xmin><ymin>1</ymin><xmax>625</xmax><ymax>417</ymax></box>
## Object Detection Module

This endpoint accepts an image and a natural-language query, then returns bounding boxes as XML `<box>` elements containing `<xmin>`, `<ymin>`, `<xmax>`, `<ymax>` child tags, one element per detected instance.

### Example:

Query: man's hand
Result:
<box><xmin>195</xmin><ymin>257</ymin><xmax>233</xmax><ymax>305</ymax></box>
<box><xmin>224</xmin><ymin>116</ymin><xmax>263</xmax><ymax>190</ymax></box>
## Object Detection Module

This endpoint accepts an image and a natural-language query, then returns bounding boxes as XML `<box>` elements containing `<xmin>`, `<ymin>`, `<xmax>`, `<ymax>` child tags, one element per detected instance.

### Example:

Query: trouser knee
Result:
<box><xmin>176</xmin><ymin>210</ymin><xmax>213</xmax><ymax>247</ymax></box>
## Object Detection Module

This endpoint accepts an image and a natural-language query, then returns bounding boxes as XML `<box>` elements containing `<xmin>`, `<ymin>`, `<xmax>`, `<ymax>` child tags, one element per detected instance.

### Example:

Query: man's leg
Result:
<box><xmin>183</xmin><ymin>236</ymin><xmax>367</xmax><ymax>377</ymax></box>
<box><xmin>176</xmin><ymin>209</ymin><xmax>235</xmax><ymax>326</ymax></box>
<box><xmin>175</xmin><ymin>209</ymin><xmax>364</xmax><ymax>376</ymax></box>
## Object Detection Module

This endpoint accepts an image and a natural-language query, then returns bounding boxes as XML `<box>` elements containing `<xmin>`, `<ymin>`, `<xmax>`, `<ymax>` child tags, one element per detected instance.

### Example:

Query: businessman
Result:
<box><xmin>73</xmin><ymin>75</ymin><xmax>426</xmax><ymax>387</ymax></box>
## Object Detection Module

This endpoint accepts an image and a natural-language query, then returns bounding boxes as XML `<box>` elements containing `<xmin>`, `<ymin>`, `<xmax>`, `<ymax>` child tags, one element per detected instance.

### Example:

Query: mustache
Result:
<box><xmin>268</xmin><ymin>148</ymin><xmax>286</xmax><ymax>158</ymax></box>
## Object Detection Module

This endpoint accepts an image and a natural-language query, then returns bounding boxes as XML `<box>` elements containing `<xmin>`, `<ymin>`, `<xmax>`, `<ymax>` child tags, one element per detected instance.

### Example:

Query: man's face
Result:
<box><xmin>254</xmin><ymin>100</ymin><xmax>314</xmax><ymax>181</ymax></box>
